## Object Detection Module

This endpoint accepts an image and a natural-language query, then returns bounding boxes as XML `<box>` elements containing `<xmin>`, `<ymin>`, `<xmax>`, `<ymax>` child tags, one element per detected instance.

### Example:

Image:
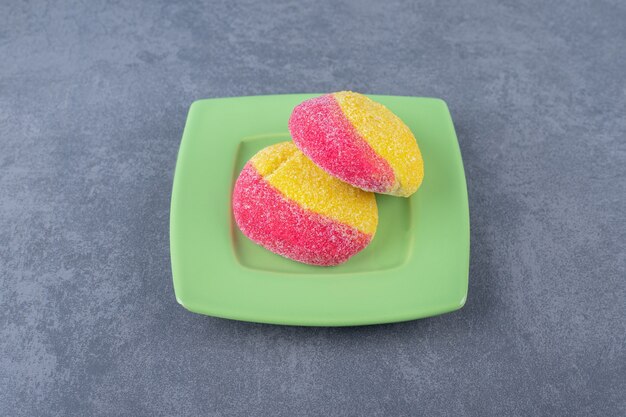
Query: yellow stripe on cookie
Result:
<box><xmin>333</xmin><ymin>91</ymin><xmax>424</xmax><ymax>197</ymax></box>
<box><xmin>250</xmin><ymin>141</ymin><xmax>300</xmax><ymax>177</ymax></box>
<box><xmin>251</xmin><ymin>142</ymin><xmax>378</xmax><ymax>235</ymax></box>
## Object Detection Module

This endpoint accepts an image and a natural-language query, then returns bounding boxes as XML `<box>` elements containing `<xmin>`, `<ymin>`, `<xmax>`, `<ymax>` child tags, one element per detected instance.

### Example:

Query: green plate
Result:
<box><xmin>170</xmin><ymin>94</ymin><xmax>469</xmax><ymax>326</ymax></box>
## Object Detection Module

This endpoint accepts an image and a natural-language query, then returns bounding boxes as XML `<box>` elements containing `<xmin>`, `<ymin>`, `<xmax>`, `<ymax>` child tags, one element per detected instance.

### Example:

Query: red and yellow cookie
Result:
<box><xmin>289</xmin><ymin>91</ymin><xmax>424</xmax><ymax>197</ymax></box>
<box><xmin>232</xmin><ymin>142</ymin><xmax>378</xmax><ymax>266</ymax></box>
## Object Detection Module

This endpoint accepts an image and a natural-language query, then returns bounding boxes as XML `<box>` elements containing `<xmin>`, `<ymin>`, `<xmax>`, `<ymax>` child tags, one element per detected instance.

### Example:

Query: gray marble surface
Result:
<box><xmin>1</xmin><ymin>1</ymin><xmax>625</xmax><ymax>416</ymax></box>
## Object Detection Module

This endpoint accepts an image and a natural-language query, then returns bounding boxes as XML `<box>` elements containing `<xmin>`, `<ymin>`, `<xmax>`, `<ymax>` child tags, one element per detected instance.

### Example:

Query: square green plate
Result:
<box><xmin>170</xmin><ymin>94</ymin><xmax>469</xmax><ymax>326</ymax></box>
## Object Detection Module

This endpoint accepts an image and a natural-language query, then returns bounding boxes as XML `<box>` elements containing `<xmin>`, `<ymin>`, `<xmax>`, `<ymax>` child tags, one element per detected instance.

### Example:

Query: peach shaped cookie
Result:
<box><xmin>232</xmin><ymin>142</ymin><xmax>378</xmax><ymax>266</ymax></box>
<box><xmin>289</xmin><ymin>91</ymin><xmax>424</xmax><ymax>197</ymax></box>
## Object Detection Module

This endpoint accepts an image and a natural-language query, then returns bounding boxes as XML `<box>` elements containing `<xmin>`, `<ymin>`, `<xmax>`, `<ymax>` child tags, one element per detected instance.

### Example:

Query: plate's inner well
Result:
<box><xmin>232</xmin><ymin>134</ymin><xmax>413</xmax><ymax>274</ymax></box>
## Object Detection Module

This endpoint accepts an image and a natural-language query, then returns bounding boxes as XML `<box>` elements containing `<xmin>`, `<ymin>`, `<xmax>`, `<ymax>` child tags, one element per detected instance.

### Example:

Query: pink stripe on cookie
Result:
<box><xmin>288</xmin><ymin>94</ymin><xmax>395</xmax><ymax>193</ymax></box>
<box><xmin>232</xmin><ymin>164</ymin><xmax>372</xmax><ymax>266</ymax></box>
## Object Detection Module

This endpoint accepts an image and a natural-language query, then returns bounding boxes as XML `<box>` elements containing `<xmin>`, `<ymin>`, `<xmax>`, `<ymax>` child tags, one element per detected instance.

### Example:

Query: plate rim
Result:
<box><xmin>170</xmin><ymin>93</ymin><xmax>469</xmax><ymax>326</ymax></box>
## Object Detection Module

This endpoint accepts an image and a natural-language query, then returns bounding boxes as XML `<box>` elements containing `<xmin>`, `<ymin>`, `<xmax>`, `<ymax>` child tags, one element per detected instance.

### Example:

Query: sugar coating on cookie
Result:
<box><xmin>289</xmin><ymin>91</ymin><xmax>424</xmax><ymax>197</ymax></box>
<box><xmin>232</xmin><ymin>142</ymin><xmax>378</xmax><ymax>266</ymax></box>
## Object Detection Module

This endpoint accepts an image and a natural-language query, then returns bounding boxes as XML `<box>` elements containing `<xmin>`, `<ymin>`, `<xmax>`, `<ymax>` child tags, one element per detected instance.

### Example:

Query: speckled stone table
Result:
<box><xmin>1</xmin><ymin>1</ymin><xmax>624</xmax><ymax>416</ymax></box>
